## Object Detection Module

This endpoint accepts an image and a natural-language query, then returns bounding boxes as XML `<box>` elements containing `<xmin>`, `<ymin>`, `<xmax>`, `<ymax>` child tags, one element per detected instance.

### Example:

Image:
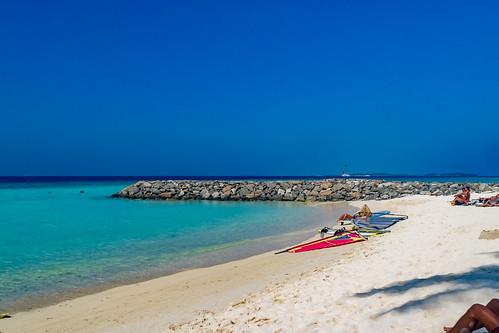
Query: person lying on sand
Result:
<box><xmin>444</xmin><ymin>298</ymin><xmax>499</xmax><ymax>333</ymax></box>
<box><xmin>452</xmin><ymin>186</ymin><xmax>471</xmax><ymax>206</ymax></box>
<box><xmin>337</xmin><ymin>206</ymin><xmax>373</xmax><ymax>225</ymax></box>
<box><xmin>337</xmin><ymin>213</ymin><xmax>354</xmax><ymax>225</ymax></box>
<box><xmin>478</xmin><ymin>194</ymin><xmax>499</xmax><ymax>207</ymax></box>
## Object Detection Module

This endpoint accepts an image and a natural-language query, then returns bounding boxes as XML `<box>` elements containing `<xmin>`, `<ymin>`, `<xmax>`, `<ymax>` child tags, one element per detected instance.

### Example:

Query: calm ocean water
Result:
<box><xmin>0</xmin><ymin>179</ymin><xmax>338</xmax><ymax>312</ymax></box>
<box><xmin>1</xmin><ymin>175</ymin><xmax>497</xmax><ymax>311</ymax></box>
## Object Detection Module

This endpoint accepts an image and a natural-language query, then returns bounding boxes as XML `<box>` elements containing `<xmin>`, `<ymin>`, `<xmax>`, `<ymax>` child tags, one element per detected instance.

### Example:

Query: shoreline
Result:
<box><xmin>2</xmin><ymin>194</ymin><xmax>498</xmax><ymax>332</ymax></box>
<box><xmin>0</xmin><ymin>208</ymin><xmax>362</xmax><ymax>333</ymax></box>
<box><xmin>177</xmin><ymin>194</ymin><xmax>499</xmax><ymax>332</ymax></box>
<box><xmin>1</xmin><ymin>201</ymin><xmax>353</xmax><ymax>314</ymax></box>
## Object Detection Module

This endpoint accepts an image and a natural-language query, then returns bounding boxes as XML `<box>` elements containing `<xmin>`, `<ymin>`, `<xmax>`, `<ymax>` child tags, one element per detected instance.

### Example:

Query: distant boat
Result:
<box><xmin>341</xmin><ymin>164</ymin><xmax>350</xmax><ymax>177</ymax></box>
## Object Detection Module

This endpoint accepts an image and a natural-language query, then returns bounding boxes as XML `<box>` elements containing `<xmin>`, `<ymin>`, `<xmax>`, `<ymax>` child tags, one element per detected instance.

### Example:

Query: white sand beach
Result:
<box><xmin>1</xmin><ymin>194</ymin><xmax>498</xmax><ymax>333</ymax></box>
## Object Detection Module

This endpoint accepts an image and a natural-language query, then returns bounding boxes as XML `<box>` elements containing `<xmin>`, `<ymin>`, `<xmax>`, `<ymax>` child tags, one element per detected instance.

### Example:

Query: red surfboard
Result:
<box><xmin>287</xmin><ymin>231</ymin><xmax>365</xmax><ymax>253</ymax></box>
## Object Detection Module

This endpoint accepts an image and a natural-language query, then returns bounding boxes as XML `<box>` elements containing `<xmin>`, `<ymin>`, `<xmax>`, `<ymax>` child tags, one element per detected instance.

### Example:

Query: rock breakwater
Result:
<box><xmin>114</xmin><ymin>179</ymin><xmax>499</xmax><ymax>202</ymax></box>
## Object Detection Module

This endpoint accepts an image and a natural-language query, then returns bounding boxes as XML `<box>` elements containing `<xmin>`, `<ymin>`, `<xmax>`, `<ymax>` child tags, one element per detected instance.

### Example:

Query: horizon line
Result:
<box><xmin>1</xmin><ymin>174</ymin><xmax>497</xmax><ymax>179</ymax></box>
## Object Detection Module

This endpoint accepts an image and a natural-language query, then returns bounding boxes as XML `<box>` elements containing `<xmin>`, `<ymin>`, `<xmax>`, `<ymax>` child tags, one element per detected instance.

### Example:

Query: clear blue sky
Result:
<box><xmin>1</xmin><ymin>0</ymin><xmax>498</xmax><ymax>176</ymax></box>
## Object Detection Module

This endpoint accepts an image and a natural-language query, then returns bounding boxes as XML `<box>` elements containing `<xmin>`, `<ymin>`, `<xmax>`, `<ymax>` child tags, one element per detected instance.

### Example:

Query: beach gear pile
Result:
<box><xmin>276</xmin><ymin>205</ymin><xmax>408</xmax><ymax>254</ymax></box>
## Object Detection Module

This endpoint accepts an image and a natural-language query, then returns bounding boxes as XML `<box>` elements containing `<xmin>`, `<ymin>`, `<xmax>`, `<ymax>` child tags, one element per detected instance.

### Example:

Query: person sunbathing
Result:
<box><xmin>337</xmin><ymin>213</ymin><xmax>354</xmax><ymax>225</ymax></box>
<box><xmin>478</xmin><ymin>194</ymin><xmax>499</xmax><ymax>207</ymax></box>
<box><xmin>444</xmin><ymin>298</ymin><xmax>499</xmax><ymax>333</ymax></box>
<box><xmin>354</xmin><ymin>204</ymin><xmax>372</xmax><ymax>218</ymax></box>
<box><xmin>452</xmin><ymin>186</ymin><xmax>471</xmax><ymax>206</ymax></box>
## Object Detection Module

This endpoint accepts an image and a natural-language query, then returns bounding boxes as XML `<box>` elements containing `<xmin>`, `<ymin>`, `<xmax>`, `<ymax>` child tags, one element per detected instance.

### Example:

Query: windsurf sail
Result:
<box><xmin>276</xmin><ymin>231</ymin><xmax>365</xmax><ymax>254</ymax></box>
<box><xmin>352</xmin><ymin>216</ymin><xmax>406</xmax><ymax>230</ymax></box>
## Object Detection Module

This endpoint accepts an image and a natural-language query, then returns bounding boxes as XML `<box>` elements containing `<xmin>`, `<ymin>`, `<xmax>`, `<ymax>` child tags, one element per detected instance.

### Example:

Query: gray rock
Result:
<box><xmin>200</xmin><ymin>189</ymin><xmax>210</xmax><ymax>199</ymax></box>
<box><xmin>115</xmin><ymin>179</ymin><xmax>495</xmax><ymax>203</ymax></box>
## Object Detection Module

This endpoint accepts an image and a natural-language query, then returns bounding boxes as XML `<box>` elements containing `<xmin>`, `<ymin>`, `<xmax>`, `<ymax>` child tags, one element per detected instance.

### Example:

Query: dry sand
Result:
<box><xmin>1</xmin><ymin>194</ymin><xmax>498</xmax><ymax>333</ymax></box>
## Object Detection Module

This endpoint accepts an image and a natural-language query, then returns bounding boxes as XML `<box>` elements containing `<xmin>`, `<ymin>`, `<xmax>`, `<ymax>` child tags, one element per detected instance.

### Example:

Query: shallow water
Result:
<box><xmin>2</xmin><ymin>175</ymin><xmax>494</xmax><ymax>311</ymax></box>
<box><xmin>0</xmin><ymin>181</ymin><xmax>339</xmax><ymax>311</ymax></box>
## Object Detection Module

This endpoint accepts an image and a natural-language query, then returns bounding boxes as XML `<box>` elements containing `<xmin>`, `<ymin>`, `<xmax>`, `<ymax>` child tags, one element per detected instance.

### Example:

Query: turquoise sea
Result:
<box><xmin>0</xmin><ymin>180</ymin><xmax>337</xmax><ymax>312</ymax></box>
<box><xmin>1</xmin><ymin>175</ymin><xmax>497</xmax><ymax>312</ymax></box>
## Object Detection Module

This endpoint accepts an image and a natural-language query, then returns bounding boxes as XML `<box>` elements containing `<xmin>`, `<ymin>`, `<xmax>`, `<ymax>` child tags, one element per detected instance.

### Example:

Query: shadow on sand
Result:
<box><xmin>354</xmin><ymin>255</ymin><xmax>499</xmax><ymax>317</ymax></box>
<box><xmin>479</xmin><ymin>251</ymin><xmax>499</xmax><ymax>259</ymax></box>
